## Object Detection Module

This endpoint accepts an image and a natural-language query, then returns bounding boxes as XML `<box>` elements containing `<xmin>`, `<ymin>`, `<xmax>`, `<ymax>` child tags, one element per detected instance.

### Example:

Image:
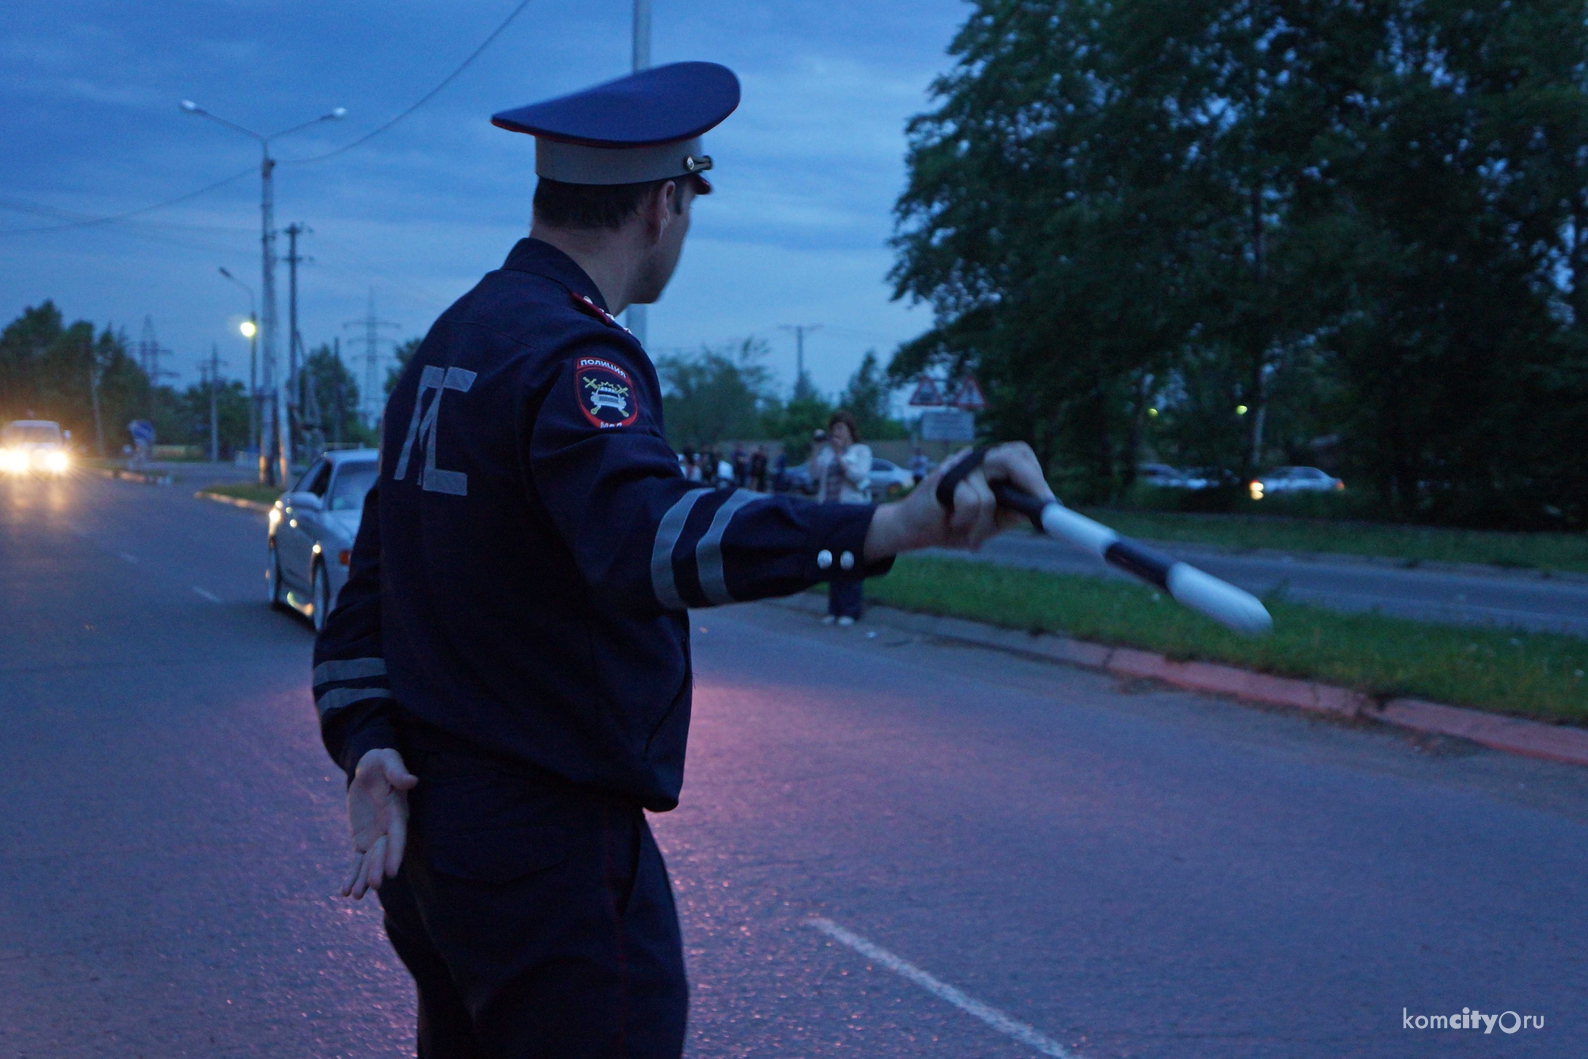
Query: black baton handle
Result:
<box><xmin>934</xmin><ymin>446</ymin><xmax>1047</xmax><ymax>529</ymax></box>
<box><xmin>934</xmin><ymin>447</ymin><xmax>988</xmax><ymax>511</ymax></box>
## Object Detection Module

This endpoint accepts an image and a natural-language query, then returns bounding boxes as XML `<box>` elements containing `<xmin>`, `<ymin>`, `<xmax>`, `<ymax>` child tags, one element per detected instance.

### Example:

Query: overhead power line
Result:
<box><xmin>284</xmin><ymin>0</ymin><xmax>536</xmax><ymax>166</ymax></box>
<box><xmin>0</xmin><ymin>0</ymin><xmax>536</xmax><ymax>235</ymax></box>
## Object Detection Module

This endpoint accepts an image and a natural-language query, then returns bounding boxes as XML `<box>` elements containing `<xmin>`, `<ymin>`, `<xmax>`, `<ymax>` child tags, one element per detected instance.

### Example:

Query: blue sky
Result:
<box><xmin>0</xmin><ymin>0</ymin><xmax>970</xmax><ymax>404</ymax></box>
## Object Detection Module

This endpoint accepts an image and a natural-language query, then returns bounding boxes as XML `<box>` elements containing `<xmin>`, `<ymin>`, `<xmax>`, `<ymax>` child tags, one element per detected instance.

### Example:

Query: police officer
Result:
<box><xmin>312</xmin><ymin>60</ymin><xmax>1053</xmax><ymax>1058</ymax></box>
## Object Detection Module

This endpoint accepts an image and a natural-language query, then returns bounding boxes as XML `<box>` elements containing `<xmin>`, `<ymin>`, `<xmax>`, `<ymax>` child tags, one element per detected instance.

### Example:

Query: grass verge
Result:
<box><xmin>200</xmin><ymin>482</ymin><xmax>282</xmax><ymax>506</ymax></box>
<box><xmin>865</xmin><ymin>556</ymin><xmax>1588</xmax><ymax>726</ymax></box>
<box><xmin>1073</xmin><ymin>508</ymin><xmax>1588</xmax><ymax>575</ymax></box>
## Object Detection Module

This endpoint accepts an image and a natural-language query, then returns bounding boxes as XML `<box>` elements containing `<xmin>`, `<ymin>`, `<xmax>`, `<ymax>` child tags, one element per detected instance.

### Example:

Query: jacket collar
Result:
<box><xmin>500</xmin><ymin>238</ymin><xmax>610</xmax><ymax>312</ymax></box>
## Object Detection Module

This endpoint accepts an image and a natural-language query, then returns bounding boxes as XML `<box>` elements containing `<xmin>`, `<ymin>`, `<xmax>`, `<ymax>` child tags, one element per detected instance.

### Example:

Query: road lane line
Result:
<box><xmin>807</xmin><ymin>917</ymin><xmax>1078</xmax><ymax>1058</ymax></box>
<box><xmin>192</xmin><ymin>587</ymin><xmax>221</xmax><ymax>603</ymax></box>
<box><xmin>119</xmin><ymin>552</ymin><xmax>138</xmax><ymax>564</ymax></box>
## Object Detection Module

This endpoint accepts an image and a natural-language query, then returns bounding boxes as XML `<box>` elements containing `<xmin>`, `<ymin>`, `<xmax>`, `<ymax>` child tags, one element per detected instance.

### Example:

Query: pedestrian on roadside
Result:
<box><xmin>749</xmin><ymin>445</ymin><xmax>768</xmax><ymax>492</ymax></box>
<box><xmin>814</xmin><ymin>409</ymin><xmax>872</xmax><ymax>625</ymax></box>
<box><xmin>731</xmin><ymin>444</ymin><xmax>748</xmax><ymax>487</ymax></box>
<box><xmin>311</xmin><ymin>61</ymin><xmax>1053</xmax><ymax>1059</ymax></box>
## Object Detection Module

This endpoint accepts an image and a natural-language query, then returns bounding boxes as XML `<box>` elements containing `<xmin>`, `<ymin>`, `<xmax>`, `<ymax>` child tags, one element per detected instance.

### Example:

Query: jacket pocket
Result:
<box><xmin>427</xmin><ymin>823</ymin><xmax>568</xmax><ymax>884</ymax></box>
<box><xmin>417</xmin><ymin>769</ymin><xmax>571</xmax><ymax>883</ymax></box>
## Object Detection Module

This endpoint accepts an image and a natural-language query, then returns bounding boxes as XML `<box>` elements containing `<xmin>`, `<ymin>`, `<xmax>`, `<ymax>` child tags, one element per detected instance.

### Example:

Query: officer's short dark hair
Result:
<box><xmin>828</xmin><ymin>409</ymin><xmax>860</xmax><ymax>442</ymax></box>
<box><xmin>533</xmin><ymin>177</ymin><xmax>688</xmax><ymax>231</ymax></box>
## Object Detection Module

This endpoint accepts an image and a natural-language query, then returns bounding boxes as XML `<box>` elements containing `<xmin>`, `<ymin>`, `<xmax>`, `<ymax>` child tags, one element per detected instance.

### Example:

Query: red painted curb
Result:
<box><xmin>1368</xmin><ymin>699</ymin><xmax>1588</xmax><ymax>767</ymax></box>
<box><xmin>765</xmin><ymin>594</ymin><xmax>1588</xmax><ymax>769</ymax></box>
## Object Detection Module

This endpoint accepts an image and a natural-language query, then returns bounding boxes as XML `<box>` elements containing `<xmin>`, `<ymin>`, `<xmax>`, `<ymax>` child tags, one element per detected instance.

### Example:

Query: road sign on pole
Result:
<box><xmin>908</xmin><ymin>376</ymin><xmax>945</xmax><ymax>407</ymax></box>
<box><xmin>951</xmin><ymin>375</ymin><xmax>987</xmax><ymax>411</ymax></box>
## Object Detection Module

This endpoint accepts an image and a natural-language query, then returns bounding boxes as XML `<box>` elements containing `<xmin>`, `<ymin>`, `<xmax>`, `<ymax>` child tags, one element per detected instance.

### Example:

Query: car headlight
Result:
<box><xmin>44</xmin><ymin>451</ymin><xmax>68</xmax><ymax>473</ymax></box>
<box><xmin>0</xmin><ymin>449</ymin><xmax>25</xmax><ymax>473</ymax></box>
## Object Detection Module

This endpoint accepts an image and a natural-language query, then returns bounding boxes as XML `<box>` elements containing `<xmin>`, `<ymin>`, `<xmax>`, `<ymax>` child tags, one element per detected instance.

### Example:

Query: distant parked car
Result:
<box><xmin>266</xmin><ymin>449</ymin><xmax>379</xmax><ymax>631</ymax></box>
<box><xmin>1259</xmin><ymin>466</ymin><xmax>1344</xmax><ymax>493</ymax></box>
<box><xmin>869</xmin><ymin>458</ymin><xmax>916</xmax><ymax>498</ymax></box>
<box><xmin>1179</xmin><ymin>466</ymin><xmax>1240</xmax><ymax>490</ymax></box>
<box><xmin>1138</xmin><ymin>463</ymin><xmax>1184</xmax><ymax>488</ymax></box>
<box><xmin>0</xmin><ymin>420</ymin><xmax>70</xmax><ymax>476</ymax></box>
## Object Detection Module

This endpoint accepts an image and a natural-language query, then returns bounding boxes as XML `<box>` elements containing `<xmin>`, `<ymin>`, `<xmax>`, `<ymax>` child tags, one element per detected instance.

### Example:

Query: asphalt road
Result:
<box><xmin>928</xmin><ymin>531</ymin><xmax>1588</xmax><ymax>637</ymax></box>
<box><xmin>2</xmin><ymin>471</ymin><xmax>1584</xmax><ymax>1057</ymax></box>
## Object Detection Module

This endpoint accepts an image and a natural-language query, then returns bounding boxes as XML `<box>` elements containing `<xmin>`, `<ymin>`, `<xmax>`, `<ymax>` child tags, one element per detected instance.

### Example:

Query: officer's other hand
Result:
<box><xmin>343</xmin><ymin>748</ymin><xmax>418</xmax><ymax>900</ymax></box>
<box><xmin>864</xmin><ymin>443</ymin><xmax>1054</xmax><ymax>560</ymax></box>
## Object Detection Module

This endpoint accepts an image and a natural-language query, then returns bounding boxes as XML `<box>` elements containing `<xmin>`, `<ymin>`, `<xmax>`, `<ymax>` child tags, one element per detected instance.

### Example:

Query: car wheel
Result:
<box><xmin>267</xmin><ymin>541</ymin><xmax>287</xmax><ymax>610</ymax></box>
<box><xmin>311</xmin><ymin>561</ymin><xmax>330</xmax><ymax>633</ymax></box>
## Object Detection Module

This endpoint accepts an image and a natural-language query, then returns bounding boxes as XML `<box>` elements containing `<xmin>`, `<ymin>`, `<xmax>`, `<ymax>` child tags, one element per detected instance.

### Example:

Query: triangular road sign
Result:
<box><xmin>951</xmin><ymin>375</ymin><xmax>987</xmax><ymax>411</ymax></box>
<box><xmin>908</xmin><ymin>376</ymin><xmax>945</xmax><ymax>407</ymax></box>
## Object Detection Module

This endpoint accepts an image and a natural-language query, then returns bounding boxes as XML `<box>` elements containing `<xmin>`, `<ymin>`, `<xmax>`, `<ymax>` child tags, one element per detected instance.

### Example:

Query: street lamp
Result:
<box><xmin>218</xmin><ymin>266</ymin><xmax>259</xmax><ymax>464</ymax></box>
<box><xmin>186</xmin><ymin>100</ymin><xmax>346</xmax><ymax>486</ymax></box>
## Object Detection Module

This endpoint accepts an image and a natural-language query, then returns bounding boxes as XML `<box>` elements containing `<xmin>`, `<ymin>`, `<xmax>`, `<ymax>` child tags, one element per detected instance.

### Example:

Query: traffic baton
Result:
<box><xmin>935</xmin><ymin>448</ymin><xmax>1273</xmax><ymax>636</ymax></box>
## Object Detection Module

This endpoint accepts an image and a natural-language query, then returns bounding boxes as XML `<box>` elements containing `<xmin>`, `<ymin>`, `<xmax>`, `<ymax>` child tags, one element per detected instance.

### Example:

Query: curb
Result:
<box><xmin>91</xmin><ymin>467</ymin><xmax>174</xmax><ymax>487</ymax></box>
<box><xmin>193</xmin><ymin>490</ymin><xmax>274</xmax><ymax>514</ymax></box>
<box><xmin>769</xmin><ymin>594</ymin><xmax>1588</xmax><ymax>769</ymax></box>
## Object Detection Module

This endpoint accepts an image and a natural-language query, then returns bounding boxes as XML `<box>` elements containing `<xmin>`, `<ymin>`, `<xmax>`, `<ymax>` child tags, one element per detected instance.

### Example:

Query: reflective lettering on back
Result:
<box><xmin>393</xmin><ymin>364</ymin><xmax>477</xmax><ymax>495</ymax></box>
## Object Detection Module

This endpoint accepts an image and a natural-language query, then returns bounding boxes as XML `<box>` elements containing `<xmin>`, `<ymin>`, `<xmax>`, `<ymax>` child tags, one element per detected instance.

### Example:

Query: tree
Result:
<box><xmin>385</xmin><ymin>337</ymin><xmax>423</xmax><ymax>395</ymax></box>
<box><xmin>656</xmin><ymin>338</ymin><xmax>775</xmax><ymax>450</ymax></box>
<box><xmin>1</xmin><ymin>302</ymin><xmax>149</xmax><ymax>453</ymax></box>
<box><xmin>837</xmin><ymin>351</ymin><xmax>908</xmax><ymax>440</ymax></box>
<box><xmin>304</xmin><ymin>344</ymin><xmax>369</xmax><ymax>445</ymax></box>
<box><xmin>891</xmin><ymin>0</ymin><xmax>1588</xmax><ymax>526</ymax></box>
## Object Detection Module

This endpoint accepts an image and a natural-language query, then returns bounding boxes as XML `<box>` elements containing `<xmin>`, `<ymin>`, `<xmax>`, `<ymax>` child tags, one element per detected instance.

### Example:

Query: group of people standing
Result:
<box><xmin>678</xmin><ymin>444</ymin><xmax>770</xmax><ymax>490</ymax></box>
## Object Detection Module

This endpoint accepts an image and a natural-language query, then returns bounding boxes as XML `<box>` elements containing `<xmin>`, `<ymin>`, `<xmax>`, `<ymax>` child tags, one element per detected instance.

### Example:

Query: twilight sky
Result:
<box><xmin>0</xmin><ymin>0</ymin><xmax>971</xmax><ymax>406</ymax></box>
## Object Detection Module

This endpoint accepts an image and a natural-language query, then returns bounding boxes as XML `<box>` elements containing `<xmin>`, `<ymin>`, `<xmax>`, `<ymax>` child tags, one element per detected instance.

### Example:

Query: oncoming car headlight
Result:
<box><xmin>0</xmin><ymin>448</ymin><xmax>27</xmax><ymax>474</ymax></box>
<box><xmin>44</xmin><ymin>450</ymin><xmax>69</xmax><ymax>473</ymax></box>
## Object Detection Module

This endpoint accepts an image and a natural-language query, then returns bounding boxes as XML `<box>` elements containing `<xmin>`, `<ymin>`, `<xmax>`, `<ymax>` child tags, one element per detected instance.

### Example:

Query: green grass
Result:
<box><xmin>866</xmin><ymin>556</ymin><xmax>1588</xmax><ymax>726</ymax></box>
<box><xmin>1074</xmin><ymin>507</ymin><xmax>1588</xmax><ymax>575</ymax></box>
<box><xmin>199</xmin><ymin>482</ymin><xmax>282</xmax><ymax>506</ymax></box>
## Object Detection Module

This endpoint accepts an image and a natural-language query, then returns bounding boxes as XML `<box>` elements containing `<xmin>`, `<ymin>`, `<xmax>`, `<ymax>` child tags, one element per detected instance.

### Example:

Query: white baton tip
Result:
<box><xmin>1166</xmin><ymin>564</ymin><xmax>1273</xmax><ymax>636</ymax></box>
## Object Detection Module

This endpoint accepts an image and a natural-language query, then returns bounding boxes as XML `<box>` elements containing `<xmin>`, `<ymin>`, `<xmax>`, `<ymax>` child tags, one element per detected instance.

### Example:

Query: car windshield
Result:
<box><xmin>327</xmin><ymin>462</ymin><xmax>378</xmax><ymax>512</ymax></box>
<box><xmin>3</xmin><ymin>423</ymin><xmax>61</xmax><ymax>445</ymax></box>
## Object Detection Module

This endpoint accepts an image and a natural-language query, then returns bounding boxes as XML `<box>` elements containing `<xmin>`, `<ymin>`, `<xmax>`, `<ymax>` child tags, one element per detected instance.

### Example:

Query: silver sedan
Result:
<box><xmin>266</xmin><ymin>449</ymin><xmax>378</xmax><ymax>631</ymax></box>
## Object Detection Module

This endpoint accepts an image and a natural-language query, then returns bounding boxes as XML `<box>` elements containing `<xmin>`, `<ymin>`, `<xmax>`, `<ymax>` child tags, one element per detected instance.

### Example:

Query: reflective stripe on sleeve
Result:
<box><xmin>695</xmin><ymin>489</ymin><xmax>763</xmax><ymax>606</ymax></box>
<box><xmin>650</xmin><ymin>488</ymin><xmax>711</xmax><ymax>611</ymax></box>
<box><xmin>315</xmin><ymin>685</ymin><xmax>394</xmax><ymax>718</ymax></box>
<box><xmin>312</xmin><ymin>658</ymin><xmax>388</xmax><ymax>686</ymax></box>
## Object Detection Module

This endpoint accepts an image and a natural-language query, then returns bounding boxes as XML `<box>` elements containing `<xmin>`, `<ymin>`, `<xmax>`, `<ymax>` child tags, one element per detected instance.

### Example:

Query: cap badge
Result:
<box><xmin>682</xmin><ymin>155</ymin><xmax>713</xmax><ymax>173</ymax></box>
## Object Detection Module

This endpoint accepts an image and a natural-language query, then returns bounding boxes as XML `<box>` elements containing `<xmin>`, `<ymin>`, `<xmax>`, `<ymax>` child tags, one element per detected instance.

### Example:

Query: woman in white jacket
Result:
<box><xmin>811</xmin><ymin>410</ymin><xmax>872</xmax><ymax>624</ymax></box>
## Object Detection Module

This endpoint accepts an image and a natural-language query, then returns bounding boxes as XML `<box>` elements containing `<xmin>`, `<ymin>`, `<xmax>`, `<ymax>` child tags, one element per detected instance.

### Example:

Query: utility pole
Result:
<box><xmin>137</xmin><ymin>317</ymin><xmax>175</xmax><ymax>420</ymax></box>
<box><xmin>332</xmin><ymin>336</ymin><xmax>343</xmax><ymax>446</ymax></box>
<box><xmin>343</xmin><ymin>290</ymin><xmax>399</xmax><ymax>427</ymax></box>
<box><xmin>284</xmin><ymin>222</ymin><xmax>313</xmax><ymax>461</ymax></box>
<box><xmin>624</xmin><ymin>0</ymin><xmax>652</xmax><ymax>347</ymax></box>
<box><xmin>778</xmin><ymin>323</ymin><xmax>822</xmax><ymax>396</ymax></box>
<box><xmin>201</xmin><ymin>345</ymin><xmax>226</xmax><ymax>462</ymax></box>
<box><xmin>87</xmin><ymin>339</ymin><xmax>104</xmax><ymax>457</ymax></box>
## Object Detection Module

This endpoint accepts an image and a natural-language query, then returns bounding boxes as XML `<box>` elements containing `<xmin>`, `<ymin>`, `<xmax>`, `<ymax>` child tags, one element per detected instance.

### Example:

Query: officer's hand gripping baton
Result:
<box><xmin>935</xmin><ymin>448</ymin><xmax>1273</xmax><ymax>636</ymax></box>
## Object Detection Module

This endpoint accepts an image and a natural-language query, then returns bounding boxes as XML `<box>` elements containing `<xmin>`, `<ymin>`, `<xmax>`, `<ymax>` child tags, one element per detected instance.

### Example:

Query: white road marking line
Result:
<box><xmin>808</xmin><ymin>917</ymin><xmax>1078</xmax><ymax>1059</ymax></box>
<box><xmin>192</xmin><ymin>587</ymin><xmax>221</xmax><ymax>603</ymax></box>
<box><xmin>118</xmin><ymin>552</ymin><xmax>138</xmax><ymax>564</ymax></box>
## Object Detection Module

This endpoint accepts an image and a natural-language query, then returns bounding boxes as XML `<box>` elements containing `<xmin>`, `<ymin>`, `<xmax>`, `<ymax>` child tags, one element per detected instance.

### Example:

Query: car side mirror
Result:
<box><xmin>291</xmin><ymin>491</ymin><xmax>323</xmax><ymax>511</ymax></box>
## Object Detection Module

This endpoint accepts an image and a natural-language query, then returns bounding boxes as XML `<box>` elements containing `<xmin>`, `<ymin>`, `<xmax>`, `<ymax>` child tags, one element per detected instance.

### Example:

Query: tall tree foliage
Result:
<box><xmin>892</xmin><ymin>0</ymin><xmax>1588</xmax><ymax>527</ymax></box>
<box><xmin>0</xmin><ymin>301</ymin><xmax>151</xmax><ymax>454</ymax></box>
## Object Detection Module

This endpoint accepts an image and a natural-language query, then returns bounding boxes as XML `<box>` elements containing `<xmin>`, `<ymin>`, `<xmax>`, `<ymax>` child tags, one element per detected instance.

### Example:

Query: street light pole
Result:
<box><xmin>186</xmin><ymin>100</ymin><xmax>345</xmax><ymax>485</ymax></box>
<box><xmin>218</xmin><ymin>266</ymin><xmax>258</xmax><ymax>466</ymax></box>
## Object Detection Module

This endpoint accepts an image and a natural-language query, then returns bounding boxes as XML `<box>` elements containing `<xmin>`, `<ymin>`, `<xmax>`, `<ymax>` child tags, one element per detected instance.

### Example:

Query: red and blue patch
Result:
<box><xmin>575</xmin><ymin>356</ymin><xmax>640</xmax><ymax>429</ymax></box>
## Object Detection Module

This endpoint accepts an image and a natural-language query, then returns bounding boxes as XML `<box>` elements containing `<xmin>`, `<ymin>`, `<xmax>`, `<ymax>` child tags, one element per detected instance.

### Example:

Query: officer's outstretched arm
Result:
<box><xmin>530</xmin><ymin>343</ymin><xmax>892</xmax><ymax>615</ymax></box>
<box><xmin>313</xmin><ymin>481</ymin><xmax>399</xmax><ymax>778</ymax></box>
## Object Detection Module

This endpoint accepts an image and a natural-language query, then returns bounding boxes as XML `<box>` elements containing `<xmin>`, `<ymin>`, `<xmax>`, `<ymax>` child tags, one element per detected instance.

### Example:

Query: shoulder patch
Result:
<box><xmin>575</xmin><ymin>356</ymin><xmax>641</xmax><ymax>429</ymax></box>
<box><xmin>570</xmin><ymin>291</ymin><xmax>619</xmax><ymax>328</ymax></box>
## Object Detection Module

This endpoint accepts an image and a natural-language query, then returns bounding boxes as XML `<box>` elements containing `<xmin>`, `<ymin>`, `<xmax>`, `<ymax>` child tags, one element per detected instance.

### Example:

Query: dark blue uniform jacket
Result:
<box><xmin>313</xmin><ymin>238</ymin><xmax>888</xmax><ymax>811</ymax></box>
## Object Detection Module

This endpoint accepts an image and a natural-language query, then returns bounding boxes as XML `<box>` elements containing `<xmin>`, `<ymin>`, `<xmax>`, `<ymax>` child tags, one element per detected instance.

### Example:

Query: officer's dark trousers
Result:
<box><xmin>378</xmin><ymin>722</ymin><xmax>688</xmax><ymax>1058</ymax></box>
<box><xmin>827</xmin><ymin>576</ymin><xmax>863</xmax><ymax>619</ymax></box>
